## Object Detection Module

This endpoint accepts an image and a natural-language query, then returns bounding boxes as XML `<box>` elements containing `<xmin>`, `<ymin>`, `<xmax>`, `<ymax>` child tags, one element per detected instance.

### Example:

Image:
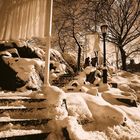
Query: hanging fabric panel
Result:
<box><xmin>0</xmin><ymin>0</ymin><xmax>49</xmax><ymax>41</ymax></box>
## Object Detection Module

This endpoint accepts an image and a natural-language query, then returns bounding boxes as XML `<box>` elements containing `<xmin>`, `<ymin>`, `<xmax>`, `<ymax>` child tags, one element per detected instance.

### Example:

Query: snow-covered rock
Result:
<box><xmin>50</xmin><ymin>49</ymin><xmax>74</xmax><ymax>74</ymax></box>
<box><xmin>3</xmin><ymin>57</ymin><xmax>44</xmax><ymax>91</ymax></box>
<box><xmin>0</xmin><ymin>41</ymin><xmax>75</xmax><ymax>90</ymax></box>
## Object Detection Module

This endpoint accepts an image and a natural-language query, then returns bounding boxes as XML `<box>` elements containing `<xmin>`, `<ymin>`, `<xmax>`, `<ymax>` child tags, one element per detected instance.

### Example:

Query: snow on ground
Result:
<box><xmin>0</xmin><ymin>67</ymin><xmax>140</xmax><ymax>139</ymax></box>
<box><xmin>40</xmin><ymin>68</ymin><xmax>140</xmax><ymax>140</ymax></box>
<box><xmin>43</xmin><ymin>84</ymin><xmax>140</xmax><ymax>140</ymax></box>
<box><xmin>111</xmin><ymin>70</ymin><xmax>140</xmax><ymax>102</ymax></box>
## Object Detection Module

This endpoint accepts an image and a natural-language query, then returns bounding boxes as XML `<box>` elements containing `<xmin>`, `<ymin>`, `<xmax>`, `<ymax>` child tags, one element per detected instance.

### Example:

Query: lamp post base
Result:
<box><xmin>103</xmin><ymin>68</ymin><xmax>107</xmax><ymax>83</ymax></box>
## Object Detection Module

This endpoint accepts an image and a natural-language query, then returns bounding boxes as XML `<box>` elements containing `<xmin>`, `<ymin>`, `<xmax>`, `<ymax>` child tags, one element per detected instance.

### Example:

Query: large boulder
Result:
<box><xmin>0</xmin><ymin>56</ymin><xmax>25</xmax><ymax>90</ymax></box>
<box><xmin>0</xmin><ymin>41</ymin><xmax>45</xmax><ymax>91</ymax></box>
<box><xmin>1</xmin><ymin>56</ymin><xmax>44</xmax><ymax>91</ymax></box>
<box><xmin>0</xmin><ymin>40</ymin><xmax>74</xmax><ymax>91</ymax></box>
<box><xmin>12</xmin><ymin>42</ymin><xmax>45</xmax><ymax>60</ymax></box>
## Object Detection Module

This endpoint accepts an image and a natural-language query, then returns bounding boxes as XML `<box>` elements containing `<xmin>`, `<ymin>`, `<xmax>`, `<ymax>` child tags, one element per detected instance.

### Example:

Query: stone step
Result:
<box><xmin>0</xmin><ymin>130</ymin><xmax>49</xmax><ymax>140</ymax></box>
<box><xmin>0</xmin><ymin>101</ymin><xmax>48</xmax><ymax>118</ymax></box>
<box><xmin>0</xmin><ymin>106</ymin><xmax>46</xmax><ymax>114</ymax></box>
<box><xmin>0</xmin><ymin>98</ymin><xmax>46</xmax><ymax>105</ymax></box>
<box><xmin>0</xmin><ymin>118</ymin><xmax>50</xmax><ymax>127</ymax></box>
<box><xmin>0</xmin><ymin>106</ymin><xmax>47</xmax><ymax>119</ymax></box>
<box><xmin>0</xmin><ymin>98</ymin><xmax>47</xmax><ymax>108</ymax></box>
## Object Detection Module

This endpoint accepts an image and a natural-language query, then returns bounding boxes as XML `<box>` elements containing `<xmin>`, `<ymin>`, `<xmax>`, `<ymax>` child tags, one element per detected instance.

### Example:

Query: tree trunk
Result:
<box><xmin>115</xmin><ymin>45</ymin><xmax>119</xmax><ymax>68</ymax></box>
<box><xmin>73</xmin><ymin>34</ymin><xmax>82</xmax><ymax>72</ymax></box>
<box><xmin>77</xmin><ymin>45</ymin><xmax>81</xmax><ymax>72</ymax></box>
<box><xmin>120</xmin><ymin>47</ymin><xmax>127</xmax><ymax>70</ymax></box>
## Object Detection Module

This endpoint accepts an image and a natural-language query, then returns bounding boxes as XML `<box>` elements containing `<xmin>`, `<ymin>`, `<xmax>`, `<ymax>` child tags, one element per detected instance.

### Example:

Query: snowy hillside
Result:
<box><xmin>0</xmin><ymin>68</ymin><xmax>140</xmax><ymax>139</ymax></box>
<box><xmin>0</xmin><ymin>40</ymin><xmax>140</xmax><ymax>140</ymax></box>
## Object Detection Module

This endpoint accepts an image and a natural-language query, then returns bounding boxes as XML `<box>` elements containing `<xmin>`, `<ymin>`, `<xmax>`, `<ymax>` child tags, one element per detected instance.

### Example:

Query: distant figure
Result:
<box><xmin>84</xmin><ymin>57</ymin><xmax>90</xmax><ymax>68</ymax></box>
<box><xmin>130</xmin><ymin>59</ymin><xmax>135</xmax><ymax>72</ymax></box>
<box><xmin>50</xmin><ymin>63</ymin><xmax>56</xmax><ymax>71</ymax></box>
<box><xmin>91</xmin><ymin>57</ymin><xmax>98</xmax><ymax>67</ymax></box>
<box><xmin>130</xmin><ymin>59</ymin><xmax>135</xmax><ymax>65</ymax></box>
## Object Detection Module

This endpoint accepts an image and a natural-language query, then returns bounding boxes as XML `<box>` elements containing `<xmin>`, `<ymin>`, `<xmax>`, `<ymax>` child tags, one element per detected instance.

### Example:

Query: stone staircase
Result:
<box><xmin>0</xmin><ymin>95</ymin><xmax>50</xmax><ymax>140</ymax></box>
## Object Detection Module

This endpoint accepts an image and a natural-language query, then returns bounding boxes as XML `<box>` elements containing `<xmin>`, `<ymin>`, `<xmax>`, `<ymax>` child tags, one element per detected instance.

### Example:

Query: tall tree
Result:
<box><xmin>53</xmin><ymin>0</ymin><xmax>140</xmax><ymax>71</ymax></box>
<box><xmin>53</xmin><ymin>0</ymin><xmax>89</xmax><ymax>71</ymax></box>
<box><xmin>102</xmin><ymin>0</ymin><xmax>140</xmax><ymax>70</ymax></box>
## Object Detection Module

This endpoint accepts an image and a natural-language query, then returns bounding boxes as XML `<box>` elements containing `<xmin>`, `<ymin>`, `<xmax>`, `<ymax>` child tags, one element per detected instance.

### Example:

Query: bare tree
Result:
<box><xmin>102</xmin><ymin>0</ymin><xmax>140</xmax><ymax>70</ymax></box>
<box><xmin>53</xmin><ymin>0</ymin><xmax>89</xmax><ymax>71</ymax></box>
<box><xmin>53</xmin><ymin>0</ymin><xmax>140</xmax><ymax>71</ymax></box>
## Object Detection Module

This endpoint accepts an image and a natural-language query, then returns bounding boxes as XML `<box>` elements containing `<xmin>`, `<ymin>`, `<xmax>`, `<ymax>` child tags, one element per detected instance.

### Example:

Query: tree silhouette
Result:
<box><xmin>102</xmin><ymin>0</ymin><xmax>140</xmax><ymax>70</ymax></box>
<box><xmin>53</xmin><ymin>0</ymin><xmax>88</xmax><ymax>71</ymax></box>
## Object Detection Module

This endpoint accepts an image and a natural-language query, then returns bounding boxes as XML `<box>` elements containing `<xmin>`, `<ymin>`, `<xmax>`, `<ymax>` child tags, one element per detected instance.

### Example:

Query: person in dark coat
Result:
<box><xmin>91</xmin><ymin>57</ymin><xmax>98</xmax><ymax>67</ymax></box>
<box><xmin>84</xmin><ymin>57</ymin><xmax>90</xmax><ymax>68</ymax></box>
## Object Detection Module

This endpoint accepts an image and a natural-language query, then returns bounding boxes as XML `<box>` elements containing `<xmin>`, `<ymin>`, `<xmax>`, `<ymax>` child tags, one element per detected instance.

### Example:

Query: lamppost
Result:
<box><xmin>101</xmin><ymin>24</ymin><xmax>108</xmax><ymax>83</ymax></box>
